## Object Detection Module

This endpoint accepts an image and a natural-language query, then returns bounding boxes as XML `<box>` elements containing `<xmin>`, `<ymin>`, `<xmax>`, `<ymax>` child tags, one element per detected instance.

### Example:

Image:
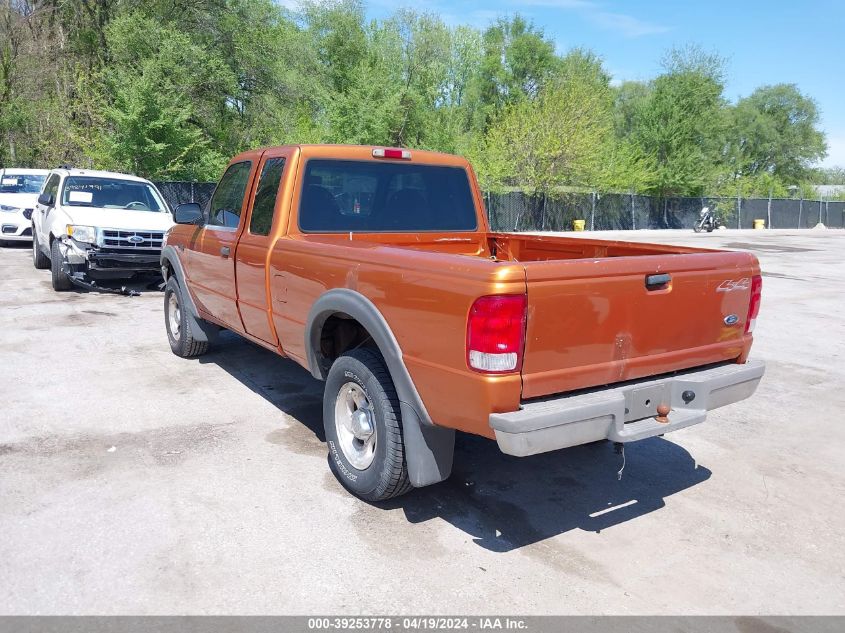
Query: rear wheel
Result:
<box><xmin>32</xmin><ymin>230</ymin><xmax>49</xmax><ymax>269</ymax></box>
<box><xmin>323</xmin><ymin>348</ymin><xmax>412</xmax><ymax>501</ymax></box>
<box><xmin>164</xmin><ymin>277</ymin><xmax>209</xmax><ymax>358</ymax></box>
<box><xmin>49</xmin><ymin>239</ymin><xmax>72</xmax><ymax>291</ymax></box>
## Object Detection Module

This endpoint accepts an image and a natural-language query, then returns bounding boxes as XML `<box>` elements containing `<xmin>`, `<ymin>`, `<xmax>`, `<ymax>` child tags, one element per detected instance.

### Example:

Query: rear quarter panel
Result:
<box><xmin>269</xmin><ymin>236</ymin><xmax>525</xmax><ymax>437</ymax></box>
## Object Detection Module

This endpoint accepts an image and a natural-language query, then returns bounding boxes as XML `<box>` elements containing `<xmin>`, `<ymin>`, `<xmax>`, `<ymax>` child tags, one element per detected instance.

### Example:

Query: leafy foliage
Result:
<box><xmin>0</xmin><ymin>1</ymin><xmax>832</xmax><ymax>194</ymax></box>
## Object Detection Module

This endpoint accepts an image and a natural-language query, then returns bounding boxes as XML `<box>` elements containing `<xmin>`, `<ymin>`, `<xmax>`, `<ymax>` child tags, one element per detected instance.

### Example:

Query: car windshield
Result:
<box><xmin>61</xmin><ymin>176</ymin><xmax>166</xmax><ymax>212</ymax></box>
<box><xmin>0</xmin><ymin>174</ymin><xmax>46</xmax><ymax>194</ymax></box>
<box><xmin>298</xmin><ymin>160</ymin><xmax>477</xmax><ymax>232</ymax></box>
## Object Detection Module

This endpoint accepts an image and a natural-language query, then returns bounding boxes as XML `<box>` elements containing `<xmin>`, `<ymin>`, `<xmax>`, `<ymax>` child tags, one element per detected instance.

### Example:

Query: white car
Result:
<box><xmin>0</xmin><ymin>168</ymin><xmax>50</xmax><ymax>244</ymax></box>
<box><xmin>31</xmin><ymin>168</ymin><xmax>175</xmax><ymax>291</ymax></box>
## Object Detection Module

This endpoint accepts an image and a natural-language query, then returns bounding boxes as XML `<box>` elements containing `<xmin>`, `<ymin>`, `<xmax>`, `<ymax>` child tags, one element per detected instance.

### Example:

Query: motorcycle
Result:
<box><xmin>693</xmin><ymin>206</ymin><xmax>717</xmax><ymax>233</ymax></box>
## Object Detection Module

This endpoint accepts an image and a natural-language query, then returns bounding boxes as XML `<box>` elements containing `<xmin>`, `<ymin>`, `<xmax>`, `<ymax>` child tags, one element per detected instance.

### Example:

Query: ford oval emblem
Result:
<box><xmin>127</xmin><ymin>235</ymin><xmax>144</xmax><ymax>244</ymax></box>
<box><xmin>724</xmin><ymin>314</ymin><xmax>739</xmax><ymax>326</ymax></box>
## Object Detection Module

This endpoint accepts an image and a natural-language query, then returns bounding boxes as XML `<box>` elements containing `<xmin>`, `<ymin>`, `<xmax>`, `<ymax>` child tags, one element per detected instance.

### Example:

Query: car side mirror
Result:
<box><xmin>38</xmin><ymin>193</ymin><xmax>54</xmax><ymax>207</ymax></box>
<box><xmin>174</xmin><ymin>202</ymin><xmax>204</xmax><ymax>225</ymax></box>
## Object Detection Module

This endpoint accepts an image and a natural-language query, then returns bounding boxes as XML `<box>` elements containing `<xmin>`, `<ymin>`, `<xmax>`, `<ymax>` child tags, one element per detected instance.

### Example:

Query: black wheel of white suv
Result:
<box><xmin>323</xmin><ymin>348</ymin><xmax>412</xmax><ymax>502</ymax></box>
<box><xmin>164</xmin><ymin>277</ymin><xmax>209</xmax><ymax>358</ymax></box>
<box><xmin>49</xmin><ymin>238</ymin><xmax>72</xmax><ymax>291</ymax></box>
<box><xmin>32</xmin><ymin>230</ymin><xmax>49</xmax><ymax>269</ymax></box>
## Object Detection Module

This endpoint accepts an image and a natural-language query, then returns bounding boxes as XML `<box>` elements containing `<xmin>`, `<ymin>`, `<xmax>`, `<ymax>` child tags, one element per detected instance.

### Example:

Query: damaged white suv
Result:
<box><xmin>32</xmin><ymin>168</ymin><xmax>174</xmax><ymax>292</ymax></box>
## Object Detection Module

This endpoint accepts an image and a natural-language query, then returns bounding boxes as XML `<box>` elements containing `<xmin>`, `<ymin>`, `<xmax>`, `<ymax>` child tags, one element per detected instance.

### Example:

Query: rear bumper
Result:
<box><xmin>489</xmin><ymin>360</ymin><xmax>765</xmax><ymax>457</ymax></box>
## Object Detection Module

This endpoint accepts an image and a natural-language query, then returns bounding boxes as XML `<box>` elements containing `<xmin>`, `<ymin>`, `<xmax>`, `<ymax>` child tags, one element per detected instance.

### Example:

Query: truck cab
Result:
<box><xmin>161</xmin><ymin>145</ymin><xmax>764</xmax><ymax>501</ymax></box>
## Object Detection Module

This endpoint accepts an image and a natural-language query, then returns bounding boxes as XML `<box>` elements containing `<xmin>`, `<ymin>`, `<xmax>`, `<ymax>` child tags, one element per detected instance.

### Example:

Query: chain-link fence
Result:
<box><xmin>153</xmin><ymin>181</ymin><xmax>845</xmax><ymax>231</ymax></box>
<box><xmin>484</xmin><ymin>191</ymin><xmax>845</xmax><ymax>231</ymax></box>
<box><xmin>153</xmin><ymin>181</ymin><xmax>217</xmax><ymax>212</ymax></box>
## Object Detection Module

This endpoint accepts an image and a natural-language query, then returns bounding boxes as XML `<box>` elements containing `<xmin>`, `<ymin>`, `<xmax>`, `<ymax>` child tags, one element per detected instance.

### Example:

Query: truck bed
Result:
<box><xmin>314</xmin><ymin>231</ymin><xmax>758</xmax><ymax>401</ymax></box>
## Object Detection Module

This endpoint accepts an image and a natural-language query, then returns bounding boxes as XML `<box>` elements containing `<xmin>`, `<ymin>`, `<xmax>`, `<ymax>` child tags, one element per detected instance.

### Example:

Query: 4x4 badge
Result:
<box><xmin>717</xmin><ymin>278</ymin><xmax>750</xmax><ymax>292</ymax></box>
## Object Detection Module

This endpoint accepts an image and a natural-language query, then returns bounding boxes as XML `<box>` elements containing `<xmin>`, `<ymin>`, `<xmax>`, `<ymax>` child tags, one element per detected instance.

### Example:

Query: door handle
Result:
<box><xmin>220</xmin><ymin>246</ymin><xmax>230</xmax><ymax>258</ymax></box>
<box><xmin>645</xmin><ymin>273</ymin><xmax>671</xmax><ymax>289</ymax></box>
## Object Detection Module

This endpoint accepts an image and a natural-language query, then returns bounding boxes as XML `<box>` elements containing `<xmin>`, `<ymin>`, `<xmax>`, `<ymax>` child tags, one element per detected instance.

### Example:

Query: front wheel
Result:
<box><xmin>164</xmin><ymin>277</ymin><xmax>209</xmax><ymax>358</ymax></box>
<box><xmin>32</xmin><ymin>230</ymin><xmax>50</xmax><ymax>269</ymax></box>
<box><xmin>693</xmin><ymin>221</ymin><xmax>703</xmax><ymax>233</ymax></box>
<box><xmin>50</xmin><ymin>239</ymin><xmax>72</xmax><ymax>291</ymax></box>
<box><xmin>323</xmin><ymin>348</ymin><xmax>412</xmax><ymax>501</ymax></box>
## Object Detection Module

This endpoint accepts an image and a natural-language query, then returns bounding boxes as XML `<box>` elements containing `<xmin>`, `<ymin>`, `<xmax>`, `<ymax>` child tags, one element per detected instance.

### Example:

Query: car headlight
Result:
<box><xmin>67</xmin><ymin>225</ymin><xmax>97</xmax><ymax>244</ymax></box>
<box><xmin>0</xmin><ymin>204</ymin><xmax>20</xmax><ymax>213</ymax></box>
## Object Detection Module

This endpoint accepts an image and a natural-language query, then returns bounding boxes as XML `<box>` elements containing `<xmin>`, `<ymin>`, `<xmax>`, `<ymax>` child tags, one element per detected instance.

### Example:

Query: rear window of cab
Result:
<box><xmin>298</xmin><ymin>159</ymin><xmax>477</xmax><ymax>233</ymax></box>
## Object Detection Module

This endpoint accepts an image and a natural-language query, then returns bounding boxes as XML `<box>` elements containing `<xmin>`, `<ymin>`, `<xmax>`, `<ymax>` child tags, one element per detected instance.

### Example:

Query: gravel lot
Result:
<box><xmin>1</xmin><ymin>229</ymin><xmax>843</xmax><ymax>615</ymax></box>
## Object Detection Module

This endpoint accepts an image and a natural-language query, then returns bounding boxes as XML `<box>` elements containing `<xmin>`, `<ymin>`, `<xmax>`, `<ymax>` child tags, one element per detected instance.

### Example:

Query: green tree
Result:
<box><xmin>465</xmin><ymin>15</ymin><xmax>557</xmax><ymax>133</ymax></box>
<box><xmin>626</xmin><ymin>46</ymin><xmax>728</xmax><ymax>197</ymax></box>
<box><xmin>93</xmin><ymin>12</ymin><xmax>236</xmax><ymax>179</ymax></box>
<box><xmin>476</xmin><ymin>58</ymin><xmax>614</xmax><ymax>194</ymax></box>
<box><xmin>728</xmin><ymin>84</ymin><xmax>827</xmax><ymax>184</ymax></box>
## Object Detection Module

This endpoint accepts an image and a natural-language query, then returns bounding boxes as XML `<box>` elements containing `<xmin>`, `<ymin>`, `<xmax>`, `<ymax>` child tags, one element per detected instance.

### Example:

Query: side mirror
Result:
<box><xmin>38</xmin><ymin>193</ymin><xmax>54</xmax><ymax>207</ymax></box>
<box><xmin>174</xmin><ymin>202</ymin><xmax>204</xmax><ymax>225</ymax></box>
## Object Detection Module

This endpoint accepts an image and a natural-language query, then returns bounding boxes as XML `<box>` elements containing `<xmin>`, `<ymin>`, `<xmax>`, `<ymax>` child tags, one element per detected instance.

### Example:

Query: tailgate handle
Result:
<box><xmin>645</xmin><ymin>273</ymin><xmax>671</xmax><ymax>289</ymax></box>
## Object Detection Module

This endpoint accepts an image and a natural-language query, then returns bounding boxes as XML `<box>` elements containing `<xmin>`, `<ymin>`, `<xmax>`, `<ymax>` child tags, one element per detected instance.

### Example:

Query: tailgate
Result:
<box><xmin>521</xmin><ymin>251</ymin><xmax>759</xmax><ymax>399</ymax></box>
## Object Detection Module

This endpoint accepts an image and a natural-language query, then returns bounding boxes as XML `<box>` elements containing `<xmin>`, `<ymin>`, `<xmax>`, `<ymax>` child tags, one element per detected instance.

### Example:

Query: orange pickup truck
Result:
<box><xmin>160</xmin><ymin>144</ymin><xmax>764</xmax><ymax>501</ymax></box>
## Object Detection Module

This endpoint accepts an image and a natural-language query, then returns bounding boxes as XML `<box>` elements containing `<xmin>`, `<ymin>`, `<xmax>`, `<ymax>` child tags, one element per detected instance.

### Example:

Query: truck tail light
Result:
<box><xmin>466</xmin><ymin>295</ymin><xmax>527</xmax><ymax>373</ymax></box>
<box><xmin>745</xmin><ymin>274</ymin><xmax>762</xmax><ymax>334</ymax></box>
<box><xmin>372</xmin><ymin>148</ymin><xmax>411</xmax><ymax>160</ymax></box>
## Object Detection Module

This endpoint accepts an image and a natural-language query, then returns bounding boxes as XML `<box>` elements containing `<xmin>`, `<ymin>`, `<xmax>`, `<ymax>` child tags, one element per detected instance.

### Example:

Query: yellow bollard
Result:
<box><xmin>753</xmin><ymin>219</ymin><xmax>766</xmax><ymax>230</ymax></box>
<box><xmin>573</xmin><ymin>219</ymin><xmax>586</xmax><ymax>231</ymax></box>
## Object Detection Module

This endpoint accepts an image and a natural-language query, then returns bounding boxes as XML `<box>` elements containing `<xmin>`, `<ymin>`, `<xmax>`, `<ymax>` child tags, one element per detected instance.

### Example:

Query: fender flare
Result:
<box><xmin>160</xmin><ymin>245</ymin><xmax>219</xmax><ymax>344</ymax></box>
<box><xmin>306</xmin><ymin>289</ymin><xmax>454</xmax><ymax>487</ymax></box>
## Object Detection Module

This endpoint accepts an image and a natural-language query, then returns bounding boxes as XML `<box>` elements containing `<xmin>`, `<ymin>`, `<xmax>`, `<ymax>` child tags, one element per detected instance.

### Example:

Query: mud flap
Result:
<box><xmin>185</xmin><ymin>307</ymin><xmax>220</xmax><ymax>344</ymax></box>
<box><xmin>400</xmin><ymin>401</ymin><xmax>454</xmax><ymax>487</ymax></box>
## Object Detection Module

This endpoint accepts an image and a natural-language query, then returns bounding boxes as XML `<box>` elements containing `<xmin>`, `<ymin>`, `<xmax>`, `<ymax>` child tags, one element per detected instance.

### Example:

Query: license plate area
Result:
<box><xmin>624</xmin><ymin>383</ymin><xmax>670</xmax><ymax>422</ymax></box>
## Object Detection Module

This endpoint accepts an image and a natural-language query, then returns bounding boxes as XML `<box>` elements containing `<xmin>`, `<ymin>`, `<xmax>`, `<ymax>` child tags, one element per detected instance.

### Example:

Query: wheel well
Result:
<box><xmin>318</xmin><ymin>313</ymin><xmax>377</xmax><ymax>369</ymax></box>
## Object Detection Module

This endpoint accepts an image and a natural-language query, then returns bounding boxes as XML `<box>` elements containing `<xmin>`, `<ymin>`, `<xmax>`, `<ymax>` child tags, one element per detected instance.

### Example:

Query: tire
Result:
<box><xmin>693</xmin><ymin>222</ymin><xmax>703</xmax><ymax>233</ymax></box>
<box><xmin>32</xmin><ymin>230</ymin><xmax>50</xmax><ymax>269</ymax></box>
<box><xmin>323</xmin><ymin>348</ymin><xmax>412</xmax><ymax>501</ymax></box>
<box><xmin>50</xmin><ymin>238</ymin><xmax>72</xmax><ymax>291</ymax></box>
<box><xmin>164</xmin><ymin>276</ymin><xmax>209</xmax><ymax>358</ymax></box>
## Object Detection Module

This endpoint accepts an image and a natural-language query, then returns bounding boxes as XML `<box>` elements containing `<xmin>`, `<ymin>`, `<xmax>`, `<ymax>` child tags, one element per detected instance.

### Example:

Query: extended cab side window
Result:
<box><xmin>249</xmin><ymin>157</ymin><xmax>286</xmax><ymax>236</ymax></box>
<box><xmin>208</xmin><ymin>161</ymin><xmax>252</xmax><ymax>229</ymax></box>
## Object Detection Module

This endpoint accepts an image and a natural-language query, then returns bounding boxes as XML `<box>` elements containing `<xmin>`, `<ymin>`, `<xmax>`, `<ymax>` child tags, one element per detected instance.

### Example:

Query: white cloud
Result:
<box><xmin>589</xmin><ymin>11</ymin><xmax>670</xmax><ymax>37</ymax></box>
<box><xmin>516</xmin><ymin>0</ymin><xmax>598</xmax><ymax>7</ymax></box>
<box><xmin>503</xmin><ymin>0</ymin><xmax>669</xmax><ymax>38</ymax></box>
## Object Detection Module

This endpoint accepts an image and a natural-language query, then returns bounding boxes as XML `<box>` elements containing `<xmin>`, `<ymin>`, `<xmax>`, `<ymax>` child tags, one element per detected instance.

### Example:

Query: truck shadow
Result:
<box><xmin>382</xmin><ymin>434</ymin><xmax>710</xmax><ymax>552</ymax></box>
<box><xmin>201</xmin><ymin>331</ymin><xmax>712</xmax><ymax>553</ymax></box>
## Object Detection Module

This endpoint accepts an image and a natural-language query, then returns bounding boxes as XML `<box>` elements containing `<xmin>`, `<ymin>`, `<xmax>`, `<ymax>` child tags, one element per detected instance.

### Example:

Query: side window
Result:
<box><xmin>249</xmin><ymin>157</ymin><xmax>286</xmax><ymax>236</ymax></box>
<box><xmin>44</xmin><ymin>174</ymin><xmax>60</xmax><ymax>199</ymax></box>
<box><xmin>208</xmin><ymin>161</ymin><xmax>252</xmax><ymax>228</ymax></box>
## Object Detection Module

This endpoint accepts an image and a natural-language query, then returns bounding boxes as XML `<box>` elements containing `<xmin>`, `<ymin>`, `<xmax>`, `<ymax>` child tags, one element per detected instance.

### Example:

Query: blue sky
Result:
<box><xmin>361</xmin><ymin>0</ymin><xmax>845</xmax><ymax>168</ymax></box>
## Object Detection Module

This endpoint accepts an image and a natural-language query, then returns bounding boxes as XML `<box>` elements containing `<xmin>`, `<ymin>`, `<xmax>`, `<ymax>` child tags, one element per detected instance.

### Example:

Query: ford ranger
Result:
<box><xmin>160</xmin><ymin>145</ymin><xmax>764</xmax><ymax>501</ymax></box>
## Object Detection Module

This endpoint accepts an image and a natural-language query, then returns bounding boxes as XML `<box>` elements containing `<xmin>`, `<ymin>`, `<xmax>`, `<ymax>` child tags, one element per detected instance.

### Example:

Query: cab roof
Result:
<box><xmin>1</xmin><ymin>168</ymin><xmax>50</xmax><ymax>176</ymax></box>
<box><xmin>49</xmin><ymin>168</ymin><xmax>154</xmax><ymax>184</ymax></box>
